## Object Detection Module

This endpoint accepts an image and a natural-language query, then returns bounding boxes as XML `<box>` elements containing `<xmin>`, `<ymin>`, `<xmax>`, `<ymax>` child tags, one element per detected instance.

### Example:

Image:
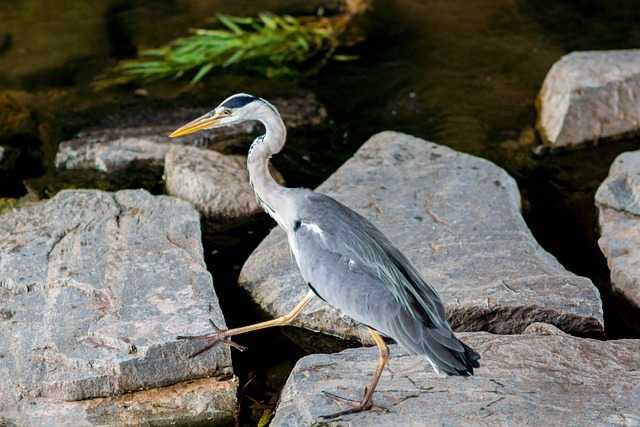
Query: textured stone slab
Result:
<box><xmin>165</xmin><ymin>145</ymin><xmax>284</xmax><ymax>233</ymax></box>
<box><xmin>596</xmin><ymin>150</ymin><xmax>640</xmax><ymax>319</ymax></box>
<box><xmin>271</xmin><ymin>333</ymin><xmax>640</xmax><ymax>426</ymax></box>
<box><xmin>537</xmin><ymin>49</ymin><xmax>640</xmax><ymax>147</ymax></box>
<box><xmin>239</xmin><ymin>132</ymin><xmax>604</xmax><ymax>343</ymax></box>
<box><xmin>0</xmin><ymin>376</ymin><xmax>237</xmax><ymax>427</ymax></box>
<box><xmin>0</xmin><ymin>189</ymin><xmax>235</xmax><ymax>423</ymax></box>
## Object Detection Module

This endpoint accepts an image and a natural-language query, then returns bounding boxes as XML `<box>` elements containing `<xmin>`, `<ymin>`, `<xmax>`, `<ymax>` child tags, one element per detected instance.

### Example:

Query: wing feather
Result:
<box><xmin>298</xmin><ymin>192</ymin><xmax>446</xmax><ymax>328</ymax></box>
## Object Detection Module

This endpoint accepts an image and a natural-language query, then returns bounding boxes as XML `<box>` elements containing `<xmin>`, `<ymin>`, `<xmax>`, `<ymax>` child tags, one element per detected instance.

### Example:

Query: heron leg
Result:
<box><xmin>177</xmin><ymin>290</ymin><xmax>315</xmax><ymax>357</ymax></box>
<box><xmin>319</xmin><ymin>327</ymin><xmax>391</xmax><ymax>419</ymax></box>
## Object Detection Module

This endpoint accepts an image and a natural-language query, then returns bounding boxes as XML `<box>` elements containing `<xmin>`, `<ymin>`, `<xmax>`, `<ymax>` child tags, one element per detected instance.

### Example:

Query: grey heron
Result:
<box><xmin>170</xmin><ymin>93</ymin><xmax>480</xmax><ymax>418</ymax></box>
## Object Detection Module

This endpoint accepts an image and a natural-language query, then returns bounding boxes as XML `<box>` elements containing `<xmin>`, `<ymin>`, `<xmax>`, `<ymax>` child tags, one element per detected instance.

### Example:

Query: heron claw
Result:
<box><xmin>318</xmin><ymin>390</ymin><xmax>388</xmax><ymax>419</ymax></box>
<box><xmin>176</xmin><ymin>319</ymin><xmax>247</xmax><ymax>357</ymax></box>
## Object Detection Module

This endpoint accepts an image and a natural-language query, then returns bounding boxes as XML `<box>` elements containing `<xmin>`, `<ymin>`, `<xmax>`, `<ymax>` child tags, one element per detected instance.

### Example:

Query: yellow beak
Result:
<box><xmin>169</xmin><ymin>111</ymin><xmax>221</xmax><ymax>138</ymax></box>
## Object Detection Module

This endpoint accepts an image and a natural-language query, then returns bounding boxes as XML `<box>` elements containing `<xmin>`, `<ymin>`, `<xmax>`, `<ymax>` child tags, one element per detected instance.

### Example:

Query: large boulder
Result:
<box><xmin>239</xmin><ymin>131</ymin><xmax>604</xmax><ymax>343</ymax></box>
<box><xmin>271</xmin><ymin>332</ymin><xmax>640</xmax><ymax>426</ymax></box>
<box><xmin>537</xmin><ymin>50</ymin><xmax>640</xmax><ymax>147</ymax></box>
<box><xmin>0</xmin><ymin>189</ymin><xmax>235</xmax><ymax>425</ymax></box>
<box><xmin>596</xmin><ymin>150</ymin><xmax>640</xmax><ymax>327</ymax></box>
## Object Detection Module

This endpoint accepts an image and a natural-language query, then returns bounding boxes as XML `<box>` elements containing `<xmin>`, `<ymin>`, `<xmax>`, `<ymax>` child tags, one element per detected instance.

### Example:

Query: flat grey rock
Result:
<box><xmin>0</xmin><ymin>189</ymin><xmax>235</xmax><ymax>424</ymax></box>
<box><xmin>239</xmin><ymin>132</ymin><xmax>604</xmax><ymax>343</ymax></box>
<box><xmin>596</xmin><ymin>150</ymin><xmax>640</xmax><ymax>320</ymax></box>
<box><xmin>271</xmin><ymin>333</ymin><xmax>640</xmax><ymax>426</ymax></box>
<box><xmin>537</xmin><ymin>49</ymin><xmax>640</xmax><ymax>147</ymax></box>
<box><xmin>165</xmin><ymin>145</ymin><xmax>284</xmax><ymax>232</ymax></box>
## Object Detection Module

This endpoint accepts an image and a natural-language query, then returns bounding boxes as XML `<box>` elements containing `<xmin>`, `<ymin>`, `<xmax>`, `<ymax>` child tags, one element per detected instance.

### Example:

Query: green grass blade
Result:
<box><xmin>217</xmin><ymin>14</ymin><xmax>245</xmax><ymax>35</ymax></box>
<box><xmin>191</xmin><ymin>62</ymin><xmax>215</xmax><ymax>84</ymax></box>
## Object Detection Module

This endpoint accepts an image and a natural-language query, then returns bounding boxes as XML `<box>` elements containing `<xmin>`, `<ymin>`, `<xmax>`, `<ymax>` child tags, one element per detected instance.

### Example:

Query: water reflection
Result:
<box><xmin>2</xmin><ymin>0</ymin><xmax>637</xmax><ymax>159</ymax></box>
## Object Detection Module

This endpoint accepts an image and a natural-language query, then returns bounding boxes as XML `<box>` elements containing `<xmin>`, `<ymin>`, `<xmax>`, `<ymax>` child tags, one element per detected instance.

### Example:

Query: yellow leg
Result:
<box><xmin>178</xmin><ymin>290</ymin><xmax>315</xmax><ymax>356</ymax></box>
<box><xmin>321</xmin><ymin>327</ymin><xmax>390</xmax><ymax>419</ymax></box>
<box><xmin>360</xmin><ymin>328</ymin><xmax>391</xmax><ymax>408</ymax></box>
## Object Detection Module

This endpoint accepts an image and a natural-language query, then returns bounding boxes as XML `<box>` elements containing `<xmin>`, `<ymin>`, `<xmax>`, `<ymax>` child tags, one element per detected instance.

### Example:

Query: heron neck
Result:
<box><xmin>247</xmin><ymin>113</ymin><xmax>292</xmax><ymax>230</ymax></box>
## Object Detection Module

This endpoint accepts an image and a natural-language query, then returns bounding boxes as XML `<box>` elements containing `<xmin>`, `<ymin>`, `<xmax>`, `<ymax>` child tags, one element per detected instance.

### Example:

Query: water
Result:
<box><xmin>2</xmin><ymin>0</ymin><xmax>640</xmax><ymax>424</ymax></box>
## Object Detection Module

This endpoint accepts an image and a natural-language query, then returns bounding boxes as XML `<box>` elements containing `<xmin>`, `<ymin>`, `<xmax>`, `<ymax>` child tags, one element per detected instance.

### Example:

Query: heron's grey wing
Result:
<box><xmin>295</xmin><ymin>192</ymin><xmax>446</xmax><ymax>324</ymax></box>
<box><xmin>292</xmin><ymin>192</ymin><xmax>479</xmax><ymax>374</ymax></box>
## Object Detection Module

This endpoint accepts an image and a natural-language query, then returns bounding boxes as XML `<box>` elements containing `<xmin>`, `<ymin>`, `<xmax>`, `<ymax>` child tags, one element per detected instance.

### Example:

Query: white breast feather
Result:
<box><xmin>301</xmin><ymin>221</ymin><xmax>323</xmax><ymax>235</ymax></box>
<box><xmin>289</xmin><ymin>221</ymin><xmax>323</xmax><ymax>262</ymax></box>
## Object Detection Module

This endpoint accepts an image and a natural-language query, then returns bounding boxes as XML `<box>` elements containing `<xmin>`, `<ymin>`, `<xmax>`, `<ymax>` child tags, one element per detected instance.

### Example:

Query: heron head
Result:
<box><xmin>169</xmin><ymin>93</ymin><xmax>261</xmax><ymax>137</ymax></box>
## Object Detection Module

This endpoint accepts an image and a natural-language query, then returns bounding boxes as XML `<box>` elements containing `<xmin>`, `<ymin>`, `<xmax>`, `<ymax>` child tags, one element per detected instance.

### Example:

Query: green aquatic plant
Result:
<box><xmin>94</xmin><ymin>1</ymin><xmax>368</xmax><ymax>89</ymax></box>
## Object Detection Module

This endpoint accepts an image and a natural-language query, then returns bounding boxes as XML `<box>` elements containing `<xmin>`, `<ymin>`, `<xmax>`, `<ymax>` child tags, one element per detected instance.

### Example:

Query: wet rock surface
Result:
<box><xmin>537</xmin><ymin>49</ymin><xmax>640</xmax><ymax>147</ymax></box>
<box><xmin>271</xmin><ymin>333</ymin><xmax>640</xmax><ymax>426</ymax></box>
<box><xmin>596</xmin><ymin>149</ymin><xmax>640</xmax><ymax>327</ymax></box>
<box><xmin>0</xmin><ymin>189</ymin><xmax>235</xmax><ymax>425</ymax></box>
<box><xmin>239</xmin><ymin>131</ymin><xmax>605</xmax><ymax>344</ymax></box>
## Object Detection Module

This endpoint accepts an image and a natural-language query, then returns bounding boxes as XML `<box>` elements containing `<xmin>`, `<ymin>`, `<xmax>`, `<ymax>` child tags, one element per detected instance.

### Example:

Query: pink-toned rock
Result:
<box><xmin>537</xmin><ymin>50</ymin><xmax>640</xmax><ymax>147</ymax></box>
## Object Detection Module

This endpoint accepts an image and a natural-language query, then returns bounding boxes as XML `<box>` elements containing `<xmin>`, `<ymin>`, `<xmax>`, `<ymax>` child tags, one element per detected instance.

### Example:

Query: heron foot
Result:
<box><xmin>176</xmin><ymin>319</ymin><xmax>247</xmax><ymax>357</ymax></box>
<box><xmin>318</xmin><ymin>390</ymin><xmax>389</xmax><ymax>419</ymax></box>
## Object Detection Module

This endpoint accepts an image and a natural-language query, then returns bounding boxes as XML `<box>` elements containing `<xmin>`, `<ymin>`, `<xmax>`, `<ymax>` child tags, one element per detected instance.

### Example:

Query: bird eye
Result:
<box><xmin>222</xmin><ymin>109</ymin><xmax>231</xmax><ymax>116</ymax></box>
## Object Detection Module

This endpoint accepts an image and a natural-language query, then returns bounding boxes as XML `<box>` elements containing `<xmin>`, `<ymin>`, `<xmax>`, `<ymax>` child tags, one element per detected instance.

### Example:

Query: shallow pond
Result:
<box><xmin>2</xmin><ymin>0</ymin><xmax>640</xmax><ymax>425</ymax></box>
